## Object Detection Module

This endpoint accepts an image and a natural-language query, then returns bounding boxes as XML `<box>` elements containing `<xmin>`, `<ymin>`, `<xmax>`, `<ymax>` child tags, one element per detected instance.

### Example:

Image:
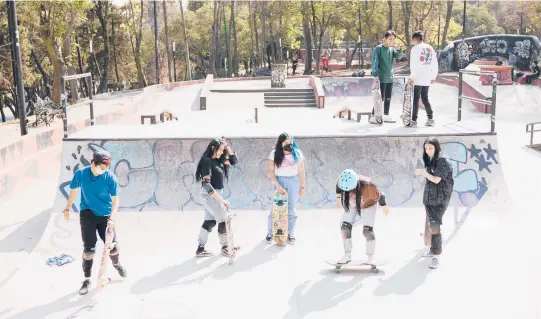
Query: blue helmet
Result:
<box><xmin>338</xmin><ymin>169</ymin><xmax>359</xmax><ymax>191</ymax></box>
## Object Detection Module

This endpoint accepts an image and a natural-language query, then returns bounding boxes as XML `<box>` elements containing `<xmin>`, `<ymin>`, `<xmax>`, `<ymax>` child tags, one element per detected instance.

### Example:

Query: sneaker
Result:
<box><xmin>196</xmin><ymin>245</ymin><xmax>213</xmax><ymax>257</ymax></box>
<box><xmin>288</xmin><ymin>234</ymin><xmax>296</xmax><ymax>245</ymax></box>
<box><xmin>421</xmin><ymin>249</ymin><xmax>433</xmax><ymax>258</ymax></box>
<box><xmin>113</xmin><ymin>263</ymin><xmax>127</xmax><ymax>278</ymax></box>
<box><xmin>369</xmin><ymin>116</ymin><xmax>380</xmax><ymax>124</ymax></box>
<box><xmin>366</xmin><ymin>255</ymin><xmax>374</xmax><ymax>264</ymax></box>
<box><xmin>429</xmin><ymin>257</ymin><xmax>439</xmax><ymax>269</ymax></box>
<box><xmin>265</xmin><ymin>234</ymin><xmax>273</xmax><ymax>244</ymax></box>
<box><xmin>79</xmin><ymin>279</ymin><xmax>91</xmax><ymax>295</ymax></box>
<box><xmin>425</xmin><ymin>119</ymin><xmax>435</xmax><ymax>127</ymax></box>
<box><xmin>337</xmin><ymin>253</ymin><xmax>351</xmax><ymax>264</ymax></box>
<box><xmin>409</xmin><ymin>120</ymin><xmax>418</xmax><ymax>128</ymax></box>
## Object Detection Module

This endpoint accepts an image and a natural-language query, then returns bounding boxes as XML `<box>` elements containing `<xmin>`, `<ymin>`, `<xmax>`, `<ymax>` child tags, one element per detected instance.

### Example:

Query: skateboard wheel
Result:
<box><xmin>376</xmin><ymin>119</ymin><xmax>383</xmax><ymax>124</ymax></box>
<box><xmin>371</xmin><ymin>266</ymin><xmax>379</xmax><ymax>273</ymax></box>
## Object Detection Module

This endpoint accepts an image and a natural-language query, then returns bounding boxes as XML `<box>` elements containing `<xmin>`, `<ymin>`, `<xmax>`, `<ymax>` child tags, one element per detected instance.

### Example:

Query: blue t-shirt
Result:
<box><xmin>69</xmin><ymin>166</ymin><xmax>119</xmax><ymax>216</ymax></box>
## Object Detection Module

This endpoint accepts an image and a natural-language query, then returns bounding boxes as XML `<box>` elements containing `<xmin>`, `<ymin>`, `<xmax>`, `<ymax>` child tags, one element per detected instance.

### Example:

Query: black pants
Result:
<box><xmin>80</xmin><ymin>209</ymin><xmax>118</xmax><ymax>255</ymax></box>
<box><xmin>424</xmin><ymin>204</ymin><xmax>447</xmax><ymax>255</ymax></box>
<box><xmin>525</xmin><ymin>75</ymin><xmax>539</xmax><ymax>85</ymax></box>
<box><xmin>412</xmin><ymin>85</ymin><xmax>434</xmax><ymax>121</ymax></box>
<box><xmin>372</xmin><ymin>82</ymin><xmax>393</xmax><ymax>115</ymax></box>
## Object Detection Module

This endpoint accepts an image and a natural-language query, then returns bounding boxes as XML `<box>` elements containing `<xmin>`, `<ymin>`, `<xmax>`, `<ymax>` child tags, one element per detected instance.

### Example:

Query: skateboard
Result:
<box><xmin>402</xmin><ymin>79</ymin><xmax>414</xmax><ymax>126</ymax></box>
<box><xmin>225</xmin><ymin>208</ymin><xmax>238</xmax><ymax>265</ymax></box>
<box><xmin>95</xmin><ymin>226</ymin><xmax>115</xmax><ymax>293</ymax></box>
<box><xmin>371</xmin><ymin>77</ymin><xmax>383</xmax><ymax>124</ymax></box>
<box><xmin>271</xmin><ymin>190</ymin><xmax>288</xmax><ymax>245</ymax></box>
<box><xmin>325</xmin><ymin>258</ymin><xmax>388</xmax><ymax>273</ymax></box>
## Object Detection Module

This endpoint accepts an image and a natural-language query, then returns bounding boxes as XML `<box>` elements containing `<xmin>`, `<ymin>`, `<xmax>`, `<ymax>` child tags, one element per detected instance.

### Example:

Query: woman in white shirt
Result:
<box><xmin>266</xmin><ymin>132</ymin><xmax>306</xmax><ymax>244</ymax></box>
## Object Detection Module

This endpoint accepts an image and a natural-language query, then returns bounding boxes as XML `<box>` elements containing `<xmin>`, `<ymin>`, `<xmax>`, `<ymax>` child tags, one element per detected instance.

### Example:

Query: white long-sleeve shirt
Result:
<box><xmin>409</xmin><ymin>43</ymin><xmax>438</xmax><ymax>86</ymax></box>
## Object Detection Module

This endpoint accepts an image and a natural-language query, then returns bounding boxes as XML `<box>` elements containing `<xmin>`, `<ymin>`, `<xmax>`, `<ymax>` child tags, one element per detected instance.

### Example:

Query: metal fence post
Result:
<box><xmin>458</xmin><ymin>71</ymin><xmax>463</xmax><ymax>121</ymax></box>
<box><xmin>60</xmin><ymin>77</ymin><xmax>68</xmax><ymax>138</ymax></box>
<box><xmin>87</xmin><ymin>76</ymin><xmax>95</xmax><ymax>125</ymax></box>
<box><xmin>491</xmin><ymin>73</ymin><xmax>497</xmax><ymax>133</ymax></box>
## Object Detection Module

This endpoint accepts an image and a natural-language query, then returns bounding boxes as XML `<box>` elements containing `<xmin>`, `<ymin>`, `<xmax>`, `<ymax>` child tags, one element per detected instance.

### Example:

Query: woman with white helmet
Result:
<box><xmin>335</xmin><ymin>169</ymin><xmax>390</xmax><ymax>264</ymax></box>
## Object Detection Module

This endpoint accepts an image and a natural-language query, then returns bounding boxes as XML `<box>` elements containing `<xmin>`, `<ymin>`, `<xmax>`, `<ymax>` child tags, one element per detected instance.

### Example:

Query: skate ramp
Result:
<box><xmin>53</xmin><ymin>132</ymin><xmax>510</xmax><ymax>213</ymax></box>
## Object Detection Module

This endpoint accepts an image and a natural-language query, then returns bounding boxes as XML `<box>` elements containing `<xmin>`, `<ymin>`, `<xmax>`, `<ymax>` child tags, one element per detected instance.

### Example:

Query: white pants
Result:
<box><xmin>340</xmin><ymin>205</ymin><xmax>377</xmax><ymax>256</ymax></box>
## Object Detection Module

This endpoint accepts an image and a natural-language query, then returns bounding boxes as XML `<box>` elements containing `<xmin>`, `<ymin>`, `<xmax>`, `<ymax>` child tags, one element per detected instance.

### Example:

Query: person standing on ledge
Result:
<box><xmin>370</xmin><ymin>30</ymin><xmax>403</xmax><ymax>124</ymax></box>
<box><xmin>64</xmin><ymin>150</ymin><xmax>127</xmax><ymax>295</ymax></box>
<box><xmin>408</xmin><ymin>30</ymin><xmax>438</xmax><ymax>127</ymax></box>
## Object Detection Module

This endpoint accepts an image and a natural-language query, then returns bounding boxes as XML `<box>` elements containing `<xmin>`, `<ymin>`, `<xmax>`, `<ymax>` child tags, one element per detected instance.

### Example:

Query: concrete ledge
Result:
<box><xmin>309</xmin><ymin>76</ymin><xmax>325</xmax><ymax>108</ymax></box>
<box><xmin>199</xmin><ymin>75</ymin><xmax>214</xmax><ymax>110</ymax></box>
<box><xmin>436</xmin><ymin>74</ymin><xmax>491</xmax><ymax>113</ymax></box>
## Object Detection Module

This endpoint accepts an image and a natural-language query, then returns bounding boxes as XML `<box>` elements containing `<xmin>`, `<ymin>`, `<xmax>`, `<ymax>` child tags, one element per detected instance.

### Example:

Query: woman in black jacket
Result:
<box><xmin>194</xmin><ymin>137</ymin><xmax>239</xmax><ymax>257</ymax></box>
<box><xmin>415</xmin><ymin>137</ymin><xmax>454</xmax><ymax>269</ymax></box>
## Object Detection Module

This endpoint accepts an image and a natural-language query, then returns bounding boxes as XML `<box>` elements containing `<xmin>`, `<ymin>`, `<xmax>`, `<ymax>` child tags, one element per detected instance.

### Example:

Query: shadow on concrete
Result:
<box><xmin>0</xmin><ymin>208</ymin><xmax>52</xmax><ymax>254</ymax></box>
<box><xmin>283</xmin><ymin>269</ymin><xmax>378</xmax><ymax>319</ymax></box>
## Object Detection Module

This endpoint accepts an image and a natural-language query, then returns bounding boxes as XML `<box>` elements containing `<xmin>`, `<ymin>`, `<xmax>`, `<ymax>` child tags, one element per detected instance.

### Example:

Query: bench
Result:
<box><xmin>333</xmin><ymin>106</ymin><xmax>372</xmax><ymax>123</ymax></box>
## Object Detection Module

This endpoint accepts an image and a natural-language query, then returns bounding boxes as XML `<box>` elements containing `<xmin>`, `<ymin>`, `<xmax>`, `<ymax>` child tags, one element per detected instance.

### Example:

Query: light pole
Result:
<box><xmin>6</xmin><ymin>0</ymin><xmax>27</xmax><ymax>136</ymax></box>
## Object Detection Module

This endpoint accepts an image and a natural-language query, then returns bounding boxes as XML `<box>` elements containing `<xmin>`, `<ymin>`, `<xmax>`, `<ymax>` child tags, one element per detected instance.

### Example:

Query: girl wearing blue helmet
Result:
<box><xmin>335</xmin><ymin>169</ymin><xmax>390</xmax><ymax>264</ymax></box>
<box><xmin>266</xmin><ymin>132</ymin><xmax>306</xmax><ymax>244</ymax></box>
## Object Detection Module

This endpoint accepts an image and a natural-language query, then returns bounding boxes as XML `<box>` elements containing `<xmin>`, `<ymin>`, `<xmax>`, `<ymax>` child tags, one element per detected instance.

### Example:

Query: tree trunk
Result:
<box><xmin>111</xmin><ymin>17</ymin><xmax>120</xmax><ymax>85</ymax></box>
<box><xmin>130</xmin><ymin>0</ymin><xmax>146</xmax><ymax>88</ymax></box>
<box><xmin>210</xmin><ymin>0</ymin><xmax>218</xmax><ymax>75</ymax></box>
<box><xmin>387</xmin><ymin>1</ymin><xmax>393</xmax><ymax>30</ymax></box>
<box><xmin>301</xmin><ymin>2</ymin><xmax>313</xmax><ymax>74</ymax></box>
<box><xmin>248</xmin><ymin>1</ymin><xmax>255</xmax><ymax>73</ymax></box>
<box><xmin>441</xmin><ymin>0</ymin><xmax>453</xmax><ymax>49</ymax></box>
<box><xmin>230</xmin><ymin>0</ymin><xmax>238</xmax><ymax>77</ymax></box>
<box><xmin>358</xmin><ymin>3</ymin><xmax>364</xmax><ymax>68</ymax></box>
<box><xmin>261</xmin><ymin>1</ymin><xmax>267</xmax><ymax>69</ymax></box>
<box><xmin>30</xmin><ymin>49</ymin><xmax>51</xmax><ymax>98</ymax></box>
<box><xmin>163</xmin><ymin>1</ymin><xmax>172</xmax><ymax>82</ymax></box>
<box><xmin>252</xmin><ymin>2</ymin><xmax>259</xmax><ymax>68</ymax></box>
<box><xmin>310</xmin><ymin>1</ymin><xmax>319</xmax><ymax>73</ymax></box>
<box><xmin>401</xmin><ymin>1</ymin><xmax>412</xmax><ymax>53</ymax></box>
<box><xmin>63</xmin><ymin>35</ymin><xmax>78</xmax><ymax>101</ymax></box>
<box><xmin>222</xmin><ymin>2</ymin><xmax>230</xmax><ymax>77</ymax></box>
<box><xmin>97</xmin><ymin>1</ymin><xmax>110</xmax><ymax>93</ymax></box>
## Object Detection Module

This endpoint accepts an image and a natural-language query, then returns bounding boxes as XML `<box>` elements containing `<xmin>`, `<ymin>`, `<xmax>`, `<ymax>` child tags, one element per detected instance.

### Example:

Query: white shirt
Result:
<box><xmin>269</xmin><ymin>150</ymin><xmax>299</xmax><ymax>177</ymax></box>
<box><xmin>410</xmin><ymin>42</ymin><xmax>438</xmax><ymax>86</ymax></box>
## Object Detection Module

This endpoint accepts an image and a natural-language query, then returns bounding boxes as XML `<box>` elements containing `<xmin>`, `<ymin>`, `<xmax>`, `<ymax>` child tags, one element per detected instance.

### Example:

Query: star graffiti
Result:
<box><xmin>468</xmin><ymin>143</ymin><xmax>498</xmax><ymax>172</ymax></box>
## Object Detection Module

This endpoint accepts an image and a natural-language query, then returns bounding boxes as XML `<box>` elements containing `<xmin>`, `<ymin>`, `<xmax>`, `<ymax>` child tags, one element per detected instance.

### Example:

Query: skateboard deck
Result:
<box><xmin>95</xmin><ymin>226</ymin><xmax>115</xmax><ymax>293</ymax></box>
<box><xmin>325</xmin><ymin>258</ymin><xmax>388</xmax><ymax>273</ymax></box>
<box><xmin>271</xmin><ymin>190</ymin><xmax>288</xmax><ymax>245</ymax></box>
<box><xmin>225</xmin><ymin>208</ymin><xmax>238</xmax><ymax>265</ymax></box>
<box><xmin>371</xmin><ymin>77</ymin><xmax>383</xmax><ymax>124</ymax></box>
<box><xmin>402</xmin><ymin>80</ymin><xmax>414</xmax><ymax>126</ymax></box>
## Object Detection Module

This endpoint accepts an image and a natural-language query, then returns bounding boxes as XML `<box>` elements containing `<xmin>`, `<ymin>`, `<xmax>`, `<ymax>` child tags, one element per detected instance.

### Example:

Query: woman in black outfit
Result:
<box><xmin>195</xmin><ymin>138</ymin><xmax>239</xmax><ymax>257</ymax></box>
<box><xmin>415</xmin><ymin>137</ymin><xmax>454</xmax><ymax>270</ymax></box>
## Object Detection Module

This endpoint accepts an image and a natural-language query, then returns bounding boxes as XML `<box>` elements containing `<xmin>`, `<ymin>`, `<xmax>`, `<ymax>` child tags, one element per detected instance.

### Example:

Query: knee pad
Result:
<box><xmin>218</xmin><ymin>222</ymin><xmax>226</xmax><ymax>234</ymax></box>
<box><xmin>341</xmin><ymin>221</ymin><xmax>352</xmax><ymax>239</ymax></box>
<box><xmin>429</xmin><ymin>221</ymin><xmax>441</xmax><ymax>235</ymax></box>
<box><xmin>363</xmin><ymin>226</ymin><xmax>375</xmax><ymax>241</ymax></box>
<box><xmin>202</xmin><ymin>220</ymin><xmax>217</xmax><ymax>232</ymax></box>
<box><xmin>82</xmin><ymin>251</ymin><xmax>95</xmax><ymax>260</ymax></box>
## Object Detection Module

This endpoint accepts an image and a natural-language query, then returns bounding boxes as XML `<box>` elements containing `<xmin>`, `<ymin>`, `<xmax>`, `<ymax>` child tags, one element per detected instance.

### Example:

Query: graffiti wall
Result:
<box><xmin>54</xmin><ymin>135</ymin><xmax>506</xmax><ymax>213</ymax></box>
<box><xmin>320</xmin><ymin>77</ymin><xmax>405</xmax><ymax>102</ymax></box>
<box><xmin>439</xmin><ymin>34</ymin><xmax>541</xmax><ymax>72</ymax></box>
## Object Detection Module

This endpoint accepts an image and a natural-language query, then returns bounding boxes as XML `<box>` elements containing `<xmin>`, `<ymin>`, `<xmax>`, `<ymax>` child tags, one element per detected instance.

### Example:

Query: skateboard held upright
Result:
<box><xmin>225</xmin><ymin>208</ymin><xmax>238</xmax><ymax>265</ymax></box>
<box><xmin>95</xmin><ymin>226</ymin><xmax>115</xmax><ymax>293</ymax></box>
<box><xmin>371</xmin><ymin>77</ymin><xmax>383</xmax><ymax>124</ymax></box>
<box><xmin>402</xmin><ymin>79</ymin><xmax>414</xmax><ymax>126</ymax></box>
<box><xmin>271</xmin><ymin>190</ymin><xmax>288</xmax><ymax>245</ymax></box>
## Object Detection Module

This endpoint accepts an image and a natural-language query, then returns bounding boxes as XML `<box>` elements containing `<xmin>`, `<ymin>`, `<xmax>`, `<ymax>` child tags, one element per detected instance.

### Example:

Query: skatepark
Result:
<box><xmin>0</xmin><ymin>68</ymin><xmax>540</xmax><ymax>318</ymax></box>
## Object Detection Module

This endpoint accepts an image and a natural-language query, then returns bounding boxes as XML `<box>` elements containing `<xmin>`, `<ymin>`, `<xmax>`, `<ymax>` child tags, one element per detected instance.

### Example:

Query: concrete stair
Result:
<box><xmin>264</xmin><ymin>89</ymin><xmax>317</xmax><ymax>108</ymax></box>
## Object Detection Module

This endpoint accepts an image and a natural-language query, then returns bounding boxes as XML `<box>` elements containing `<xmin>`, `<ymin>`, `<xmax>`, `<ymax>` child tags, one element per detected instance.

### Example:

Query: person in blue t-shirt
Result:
<box><xmin>64</xmin><ymin>150</ymin><xmax>127</xmax><ymax>295</ymax></box>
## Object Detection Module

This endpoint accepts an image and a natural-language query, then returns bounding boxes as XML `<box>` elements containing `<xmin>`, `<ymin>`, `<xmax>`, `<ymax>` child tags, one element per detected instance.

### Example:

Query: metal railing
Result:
<box><xmin>60</xmin><ymin>73</ymin><xmax>94</xmax><ymax>138</ymax></box>
<box><xmin>526</xmin><ymin>122</ymin><xmax>541</xmax><ymax>146</ymax></box>
<box><xmin>458</xmin><ymin>69</ymin><xmax>498</xmax><ymax>132</ymax></box>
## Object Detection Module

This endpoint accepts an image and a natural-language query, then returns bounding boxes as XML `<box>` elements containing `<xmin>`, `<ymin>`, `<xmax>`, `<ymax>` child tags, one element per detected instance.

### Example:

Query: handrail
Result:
<box><xmin>526</xmin><ymin>122</ymin><xmax>541</xmax><ymax>146</ymax></box>
<box><xmin>457</xmin><ymin>70</ymin><xmax>498</xmax><ymax>132</ymax></box>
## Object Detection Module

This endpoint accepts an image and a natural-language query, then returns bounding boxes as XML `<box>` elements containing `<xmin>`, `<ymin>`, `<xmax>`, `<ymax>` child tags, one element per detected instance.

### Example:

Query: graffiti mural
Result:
<box><xmin>55</xmin><ymin>136</ymin><xmax>501</xmax><ymax>212</ymax></box>
<box><xmin>320</xmin><ymin>77</ymin><xmax>405</xmax><ymax>103</ymax></box>
<box><xmin>438</xmin><ymin>34</ymin><xmax>541</xmax><ymax>72</ymax></box>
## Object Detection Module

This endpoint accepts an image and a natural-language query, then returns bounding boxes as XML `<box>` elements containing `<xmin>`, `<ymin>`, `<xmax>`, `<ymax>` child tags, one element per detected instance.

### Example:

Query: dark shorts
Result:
<box><xmin>80</xmin><ymin>209</ymin><xmax>118</xmax><ymax>254</ymax></box>
<box><xmin>425</xmin><ymin>204</ymin><xmax>448</xmax><ymax>225</ymax></box>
